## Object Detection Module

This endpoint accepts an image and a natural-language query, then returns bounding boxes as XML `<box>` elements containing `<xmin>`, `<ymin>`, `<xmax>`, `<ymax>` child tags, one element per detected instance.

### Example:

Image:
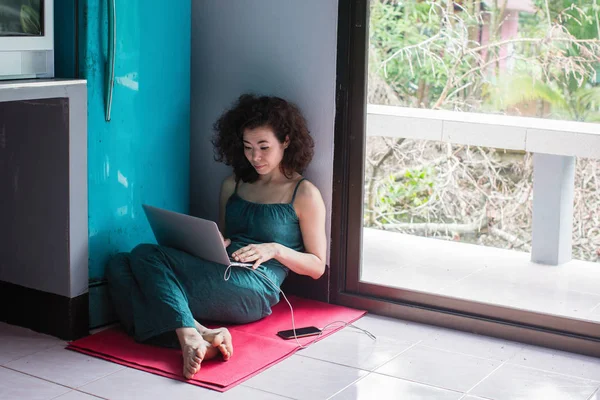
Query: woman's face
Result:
<box><xmin>243</xmin><ymin>126</ymin><xmax>289</xmax><ymax>176</ymax></box>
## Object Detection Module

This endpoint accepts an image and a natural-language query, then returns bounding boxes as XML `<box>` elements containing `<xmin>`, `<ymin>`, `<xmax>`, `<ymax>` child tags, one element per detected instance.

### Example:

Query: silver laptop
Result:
<box><xmin>142</xmin><ymin>204</ymin><xmax>252</xmax><ymax>267</ymax></box>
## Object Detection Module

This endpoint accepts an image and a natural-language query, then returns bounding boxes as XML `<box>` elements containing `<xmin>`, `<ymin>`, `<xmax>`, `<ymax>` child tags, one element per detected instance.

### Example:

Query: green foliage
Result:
<box><xmin>369</xmin><ymin>0</ymin><xmax>600</xmax><ymax>120</ymax></box>
<box><xmin>20</xmin><ymin>0</ymin><xmax>41</xmax><ymax>35</ymax></box>
<box><xmin>369</xmin><ymin>0</ymin><xmax>481</xmax><ymax>108</ymax></box>
<box><xmin>377</xmin><ymin>166</ymin><xmax>435</xmax><ymax>216</ymax></box>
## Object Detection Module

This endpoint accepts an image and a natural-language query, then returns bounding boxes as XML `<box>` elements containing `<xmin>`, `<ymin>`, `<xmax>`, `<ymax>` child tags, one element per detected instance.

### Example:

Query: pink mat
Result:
<box><xmin>67</xmin><ymin>296</ymin><xmax>366</xmax><ymax>392</ymax></box>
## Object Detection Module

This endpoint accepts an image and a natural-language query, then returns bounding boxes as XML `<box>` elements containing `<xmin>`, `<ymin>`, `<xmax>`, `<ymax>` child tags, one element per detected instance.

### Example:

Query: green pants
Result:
<box><xmin>106</xmin><ymin>244</ymin><xmax>285</xmax><ymax>346</ymax></box>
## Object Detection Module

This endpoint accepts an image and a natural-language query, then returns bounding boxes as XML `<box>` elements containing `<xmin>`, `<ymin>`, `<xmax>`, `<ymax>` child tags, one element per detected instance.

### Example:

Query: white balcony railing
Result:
<box><xmin>366</xmin><ymin>105</ymin><xmax>600</xmax><ymax>265</ymax></box>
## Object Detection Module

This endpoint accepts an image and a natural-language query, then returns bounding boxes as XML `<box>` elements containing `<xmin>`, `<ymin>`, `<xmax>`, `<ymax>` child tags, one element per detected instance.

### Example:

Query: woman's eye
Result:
<box><xmin>260</xmin><ymin>147</ymin><xmax>269</xmax><ymax>151</ymax></box>
<box><xmin>244</xmin><ymin>147</ymin><xmax>252</xmax><ymax>150</ymax></box>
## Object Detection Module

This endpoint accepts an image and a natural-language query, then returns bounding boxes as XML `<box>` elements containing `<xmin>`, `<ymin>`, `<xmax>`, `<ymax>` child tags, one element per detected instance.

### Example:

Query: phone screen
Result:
<box><xmin>277</xmin><ymin>326</ymin><xmax>322</xmax><ymax>340</ymax></box>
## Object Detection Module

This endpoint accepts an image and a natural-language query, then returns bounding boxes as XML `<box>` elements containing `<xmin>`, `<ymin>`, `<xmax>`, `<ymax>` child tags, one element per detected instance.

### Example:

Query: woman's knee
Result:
<box><xmin>130</xmin><ymin>243</ymin><xmax>161</xmax><ymax>259</ymax></box>
<box><xmin>105</xmin><ymin>252</ymin><xmax>132</xmax><ymax>284</ymax></box>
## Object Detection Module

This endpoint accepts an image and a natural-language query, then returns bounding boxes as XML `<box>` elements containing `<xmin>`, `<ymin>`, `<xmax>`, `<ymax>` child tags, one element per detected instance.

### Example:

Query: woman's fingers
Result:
<box><xmin>232</xmin><ymin>245</ymin><xmax>255</xmax><ymax>259</ymax></box>
<box><xmin>233</xmin><ymin>244</ymin><xmax>273</xmax><ymax>268</ymax></box>
<box><xmin>239</xmin><ymin>253</ymin><xmax>261</xmax><ymax>263</ymax></box>
<box><xmin>252</xmin><ymin>256</ymin><xmax>263</xmax><ymax>270</ymax></box>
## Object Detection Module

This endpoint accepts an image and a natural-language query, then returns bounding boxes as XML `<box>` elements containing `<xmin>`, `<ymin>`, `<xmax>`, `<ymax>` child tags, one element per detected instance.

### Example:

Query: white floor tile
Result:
<box><xmin>0</xmin><ymin>367</ymin><xmax>71</xmax><ymax>400</ymax></box>
<box><xmin>0</xmin><ymin>322</ymin><xmax>65</xmax><ymax>365</ymax></box>
<box><xmin>508</xmin><ymin>345</ymin><xmax>600</xmax><ymax>382</ymax></box>
<box><xmin>243</xmin><ymin>355</ymin><xmax>367</xmax><ymax>400</ymax></box>
<box><xmin>52</xmin><ymin>391</ymin><xmax>102</xmax><ymax>399</ymax></box>
<box><xmin>331</xmin><ymin>372</ymin><xmax>463</xmax><ymax>400</ymax></box>
<box><xmin>5</xmin><ymin>345</ymin><xmax>124</xmax><ymax>388</ymax></box>
<box><xmin>78</xmin><ymin>367</ymin><xmax>225</xmax><ymax>400</ymax></box>
<box><xmin>297</xmin><ymin>327</ymin><xmax>414</xmax><ymax>371</ymax></box>
<box><xmin>224</xmin><ymin>386</ymin><xmax>294</xmax><ymax>399</ymax></box>
<box><xmin>375</xmin><ymin>345</ymin><xmax>500</xmax><ymax>392</ymax></box>
<box><xmin>420</xmin><ymin>328</ymin><xmax>524</xmax><ymax>362</ymax></box>
<box><xmin>470</xmin><ymin>364</ymin><xmax>600</xmax><ymax>400</ymax></box>
<box><xmin>349</xmin><ymin>314</ymin><xmax>440</xmax><ymax>343</ymax></box>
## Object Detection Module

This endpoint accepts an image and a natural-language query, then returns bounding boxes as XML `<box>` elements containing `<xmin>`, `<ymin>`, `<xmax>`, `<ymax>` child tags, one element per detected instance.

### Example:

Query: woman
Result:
<box><xmin>106</xmin><ymin>94</ymin><xmax>327</xmax><ymax>380</ymax></box>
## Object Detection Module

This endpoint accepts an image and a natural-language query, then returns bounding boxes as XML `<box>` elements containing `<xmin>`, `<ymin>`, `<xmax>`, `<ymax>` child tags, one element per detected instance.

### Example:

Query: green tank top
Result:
<box><xmin>224</xmin><ymin>178</ymin><xmax>307</xmax><ymax>283</ymax></box>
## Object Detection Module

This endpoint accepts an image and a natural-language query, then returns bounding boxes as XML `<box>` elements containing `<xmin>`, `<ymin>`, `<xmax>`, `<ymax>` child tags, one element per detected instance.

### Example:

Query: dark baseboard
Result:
<box><xmin>281</xmin><ymin>266</ymin><xmax>330</xmax><ymax>303</ymax></box>
<box><xmin>0</xmin><ymin>280</ymin><xmax>89</xmax><ymax>341</ymax></box>
<box><xmin>88</xmin><ymin>282</ymin><xmax>118</xmax><ymax>329</ymax></box>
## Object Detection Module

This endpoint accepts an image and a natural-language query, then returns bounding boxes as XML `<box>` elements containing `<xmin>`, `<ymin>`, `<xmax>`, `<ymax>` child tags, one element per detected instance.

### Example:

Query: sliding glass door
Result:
<box><xmin>332</xmin><ymin>0</ymin><xmax>600</xmax><ymax>349</ymax></box>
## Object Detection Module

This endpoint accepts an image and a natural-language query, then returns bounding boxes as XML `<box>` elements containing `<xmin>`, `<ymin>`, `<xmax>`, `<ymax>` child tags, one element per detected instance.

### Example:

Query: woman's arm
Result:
<box><xmin>218</xmin><ymin>175</ymin><xmax>236</xmax><ymax>234</ymax></box>
<box><xmin>273</xmin><ymin>180</ymin><xmax>327</xmax><ymax>279</ymax></box>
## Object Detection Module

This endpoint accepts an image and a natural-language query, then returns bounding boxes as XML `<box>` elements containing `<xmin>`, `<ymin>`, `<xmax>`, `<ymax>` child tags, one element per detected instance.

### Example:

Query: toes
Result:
<box><xmin>184</xmin><ymin>365</ymin><xmax>199</xmax><ymax>380</ymax></box>
<box><xmin>195</xmin><ymin>346</ymin><xmax>206</xmax><ymax>361</ymax></box>
<box><xmin>184</xmin><ymin>363</ymin><xmax>197</xmax><ymax>380</ymax></box>
<box><xmin>211</xmin><ymin>332</ymin><xmax>224</xmax><ymax>348</ymax></box>
<box><xmin>218</xmin><ymin>344</ymin><xmax>230</xmax><ymax>361</ymax></box>
<box><xmin>182</xmin><ymin>344</ymin><xmax>204</xmax><ymax>380</ymax></box>
<box><xmin>212</xmin><ymin>328</ymin><xmax>233</xmax><ymax>357</ymax></box>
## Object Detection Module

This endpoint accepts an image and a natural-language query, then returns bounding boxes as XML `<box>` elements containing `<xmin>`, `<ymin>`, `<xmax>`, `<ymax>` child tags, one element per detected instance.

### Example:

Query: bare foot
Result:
<box><xmin>202</xmin><ymin>327</ymin><xmax>233</xmax><ymax>361</ymax></box>
<box><xmin>176</xmin><ymin>328</ymin><xmax>219</xmax><ymax>379</ymax></box>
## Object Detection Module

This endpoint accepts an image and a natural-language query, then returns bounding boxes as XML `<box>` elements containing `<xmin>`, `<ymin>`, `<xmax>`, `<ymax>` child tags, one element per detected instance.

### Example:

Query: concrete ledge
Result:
<box><xmin>367</xmin><ymin>104</ymin><xmax>600</xmax><ymax>159</ymax></box>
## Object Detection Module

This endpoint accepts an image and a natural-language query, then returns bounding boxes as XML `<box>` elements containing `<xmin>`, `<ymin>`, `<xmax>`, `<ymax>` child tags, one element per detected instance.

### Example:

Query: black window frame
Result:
<box><xmin>331</xmin><ymin>0</ymin><xmax>600</xmax><ymax>358</ymax></box>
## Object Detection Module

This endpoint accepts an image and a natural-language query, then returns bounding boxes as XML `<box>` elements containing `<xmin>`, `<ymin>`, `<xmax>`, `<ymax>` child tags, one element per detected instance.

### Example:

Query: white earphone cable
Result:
<box><xmin>224</xmin><ymin>264</ymin><xmax>375</xmax><ymax>348</ymax></box>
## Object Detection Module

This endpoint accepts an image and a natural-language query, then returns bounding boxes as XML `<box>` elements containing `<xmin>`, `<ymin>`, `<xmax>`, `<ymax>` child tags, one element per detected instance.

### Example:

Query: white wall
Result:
<box><xmin>190</xmin><ymin>0</ymin><xmax>339</xmax><ymax>260</ymax></box>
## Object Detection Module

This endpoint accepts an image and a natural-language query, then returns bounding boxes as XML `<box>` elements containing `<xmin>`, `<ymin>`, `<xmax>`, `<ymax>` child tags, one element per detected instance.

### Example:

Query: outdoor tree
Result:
<box><xmin>366</xmin><ymin>0</ymin><xmax>600</xmax><ymax>261</ymax></box>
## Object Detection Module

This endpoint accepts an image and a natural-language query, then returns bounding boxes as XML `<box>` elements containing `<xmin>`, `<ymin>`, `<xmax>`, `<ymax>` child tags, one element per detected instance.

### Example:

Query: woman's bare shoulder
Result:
<box><xmin>294</xmin><ymin>179</ymin><xmax>325</xmax><ymax>214</ymax></box>
<box><xmin>221</xmin><ymin>175</ymin><xmax>237</xmax><ymax>196</ymax></box>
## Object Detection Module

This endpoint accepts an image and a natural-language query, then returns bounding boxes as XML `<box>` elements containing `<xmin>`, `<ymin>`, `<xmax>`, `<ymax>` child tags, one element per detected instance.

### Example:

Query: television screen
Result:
<box><xmin>0</xmin><ymin>0</ymin><xmax>43</xmax><ymax>37</ymax></box>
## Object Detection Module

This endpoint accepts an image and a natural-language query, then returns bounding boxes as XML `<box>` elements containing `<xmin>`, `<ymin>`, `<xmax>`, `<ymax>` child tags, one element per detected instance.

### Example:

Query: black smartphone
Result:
<box><xmin>277</xmin><ymin>326</ymin><xmax>322</xmax><ymax>340</ymax></box>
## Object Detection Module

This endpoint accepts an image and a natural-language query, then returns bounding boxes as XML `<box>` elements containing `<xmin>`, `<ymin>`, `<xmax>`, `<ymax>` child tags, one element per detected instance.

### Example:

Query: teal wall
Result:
<box><xmin>56</xmin><ymin>0</ymin><xmax>191</xmax><ymax>327</ymax></box>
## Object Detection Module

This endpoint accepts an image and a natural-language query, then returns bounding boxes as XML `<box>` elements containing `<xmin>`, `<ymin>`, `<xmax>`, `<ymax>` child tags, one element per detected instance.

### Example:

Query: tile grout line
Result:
<box><xmin>1</xmin><ymin>364</ymin><xmax>75</xmax><ymax>392</ymax></box>
<box><xmin>370</xmin><ymin>369</ymin><xmax>470</xmax><ymax>396</ymax></box>
<box><xmin>271</xmin><ymin>351</ymin><xmax>374</xmax><ymax>399</ymax></box>
<box><xmin>318</xmin><ymin>338</ymin><xmax>485</xmax><ymax>396</ymax></box>
<box><xmin>295</xmin><ymin>352</ymin><xmax>396</xmax><ymax>373</ymax></box>
<box><xmin>458</xmin><ymin>393</ymin><xmax>496</xmax><ymax>400</ymax></box>
<box><xmin>0</xmin><ymin>341</ymin><xmax>68</xmax><ymax>367</ymax></box>
<box><xmin>462</xmin><ymin>357</ymin><xmax>510</xmax><ymax>396</ymax></box>
<box><xmin>417</xmin><ymin>343</ymin><xmax>520</xmax><ymax>363</ymax></box>
<box><xmin>314</xmin><ymin>340</ymin><xmax>428</xmax><ymax>400</ymax></box>
<box><xmin>458</xmin><ymin>342</ymin><xmax>530</xmax><ymax>398</ymax></box>
<box><xmin>364</xmin><ymin>340</ymin><xmax>424</xmax><ymax>371</ymax></box>
<box><xmin>48</xmin><ymin>388</ymin><xmax>109</xmax><ymax>400</ymax></box>
<box><xmin>73</xmin><ymin>390</ymin><xmax>110</xmax><ymax>400</ymax></box>
<box><xmin>587</xmin><ymin>387</ymin><xmax>600</xmax><ymax>400</ymax></box>
<box><xmin>501</xmin><ymin>361</ymin><xmax>600</xmax><ymax>384</ymax></box>
<box><xmin>1</xmin><ymin>350</ymin><xmax>127</xmax><ymax>393</ymax></box>
<box><xmin>325</xmin><ymin>371</ymin><xmax>371</xmax><ymax>400</ymax></box>
<box><xmin>239</xmin><ymin>385</ymin><xmax>298</xmax><ymax>400</ymax></box>
<box><xmin>69</xmin><ymin>365</ymin><xmax>128</xmax><ymax>393</ymax></box>
<box><xmin>462</xmin><ymin>357</ymin><xmax>600</xmax><ymax>397</ymax></box>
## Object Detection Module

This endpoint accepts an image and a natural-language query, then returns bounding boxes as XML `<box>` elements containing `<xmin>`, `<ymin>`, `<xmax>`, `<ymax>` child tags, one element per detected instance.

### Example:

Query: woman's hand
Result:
<box><xmin>232</xmin><ymin>243</ymin><xmax>280</xmax><ymax>269</ymax></box>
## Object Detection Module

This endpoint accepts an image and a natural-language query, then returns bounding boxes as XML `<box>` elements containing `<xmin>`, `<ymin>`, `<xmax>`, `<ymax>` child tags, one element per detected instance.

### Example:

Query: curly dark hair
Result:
<box><xmin>212</xmin><ymin>94</ymin><xmax>314</xmax><ymax>183</ymax></box>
